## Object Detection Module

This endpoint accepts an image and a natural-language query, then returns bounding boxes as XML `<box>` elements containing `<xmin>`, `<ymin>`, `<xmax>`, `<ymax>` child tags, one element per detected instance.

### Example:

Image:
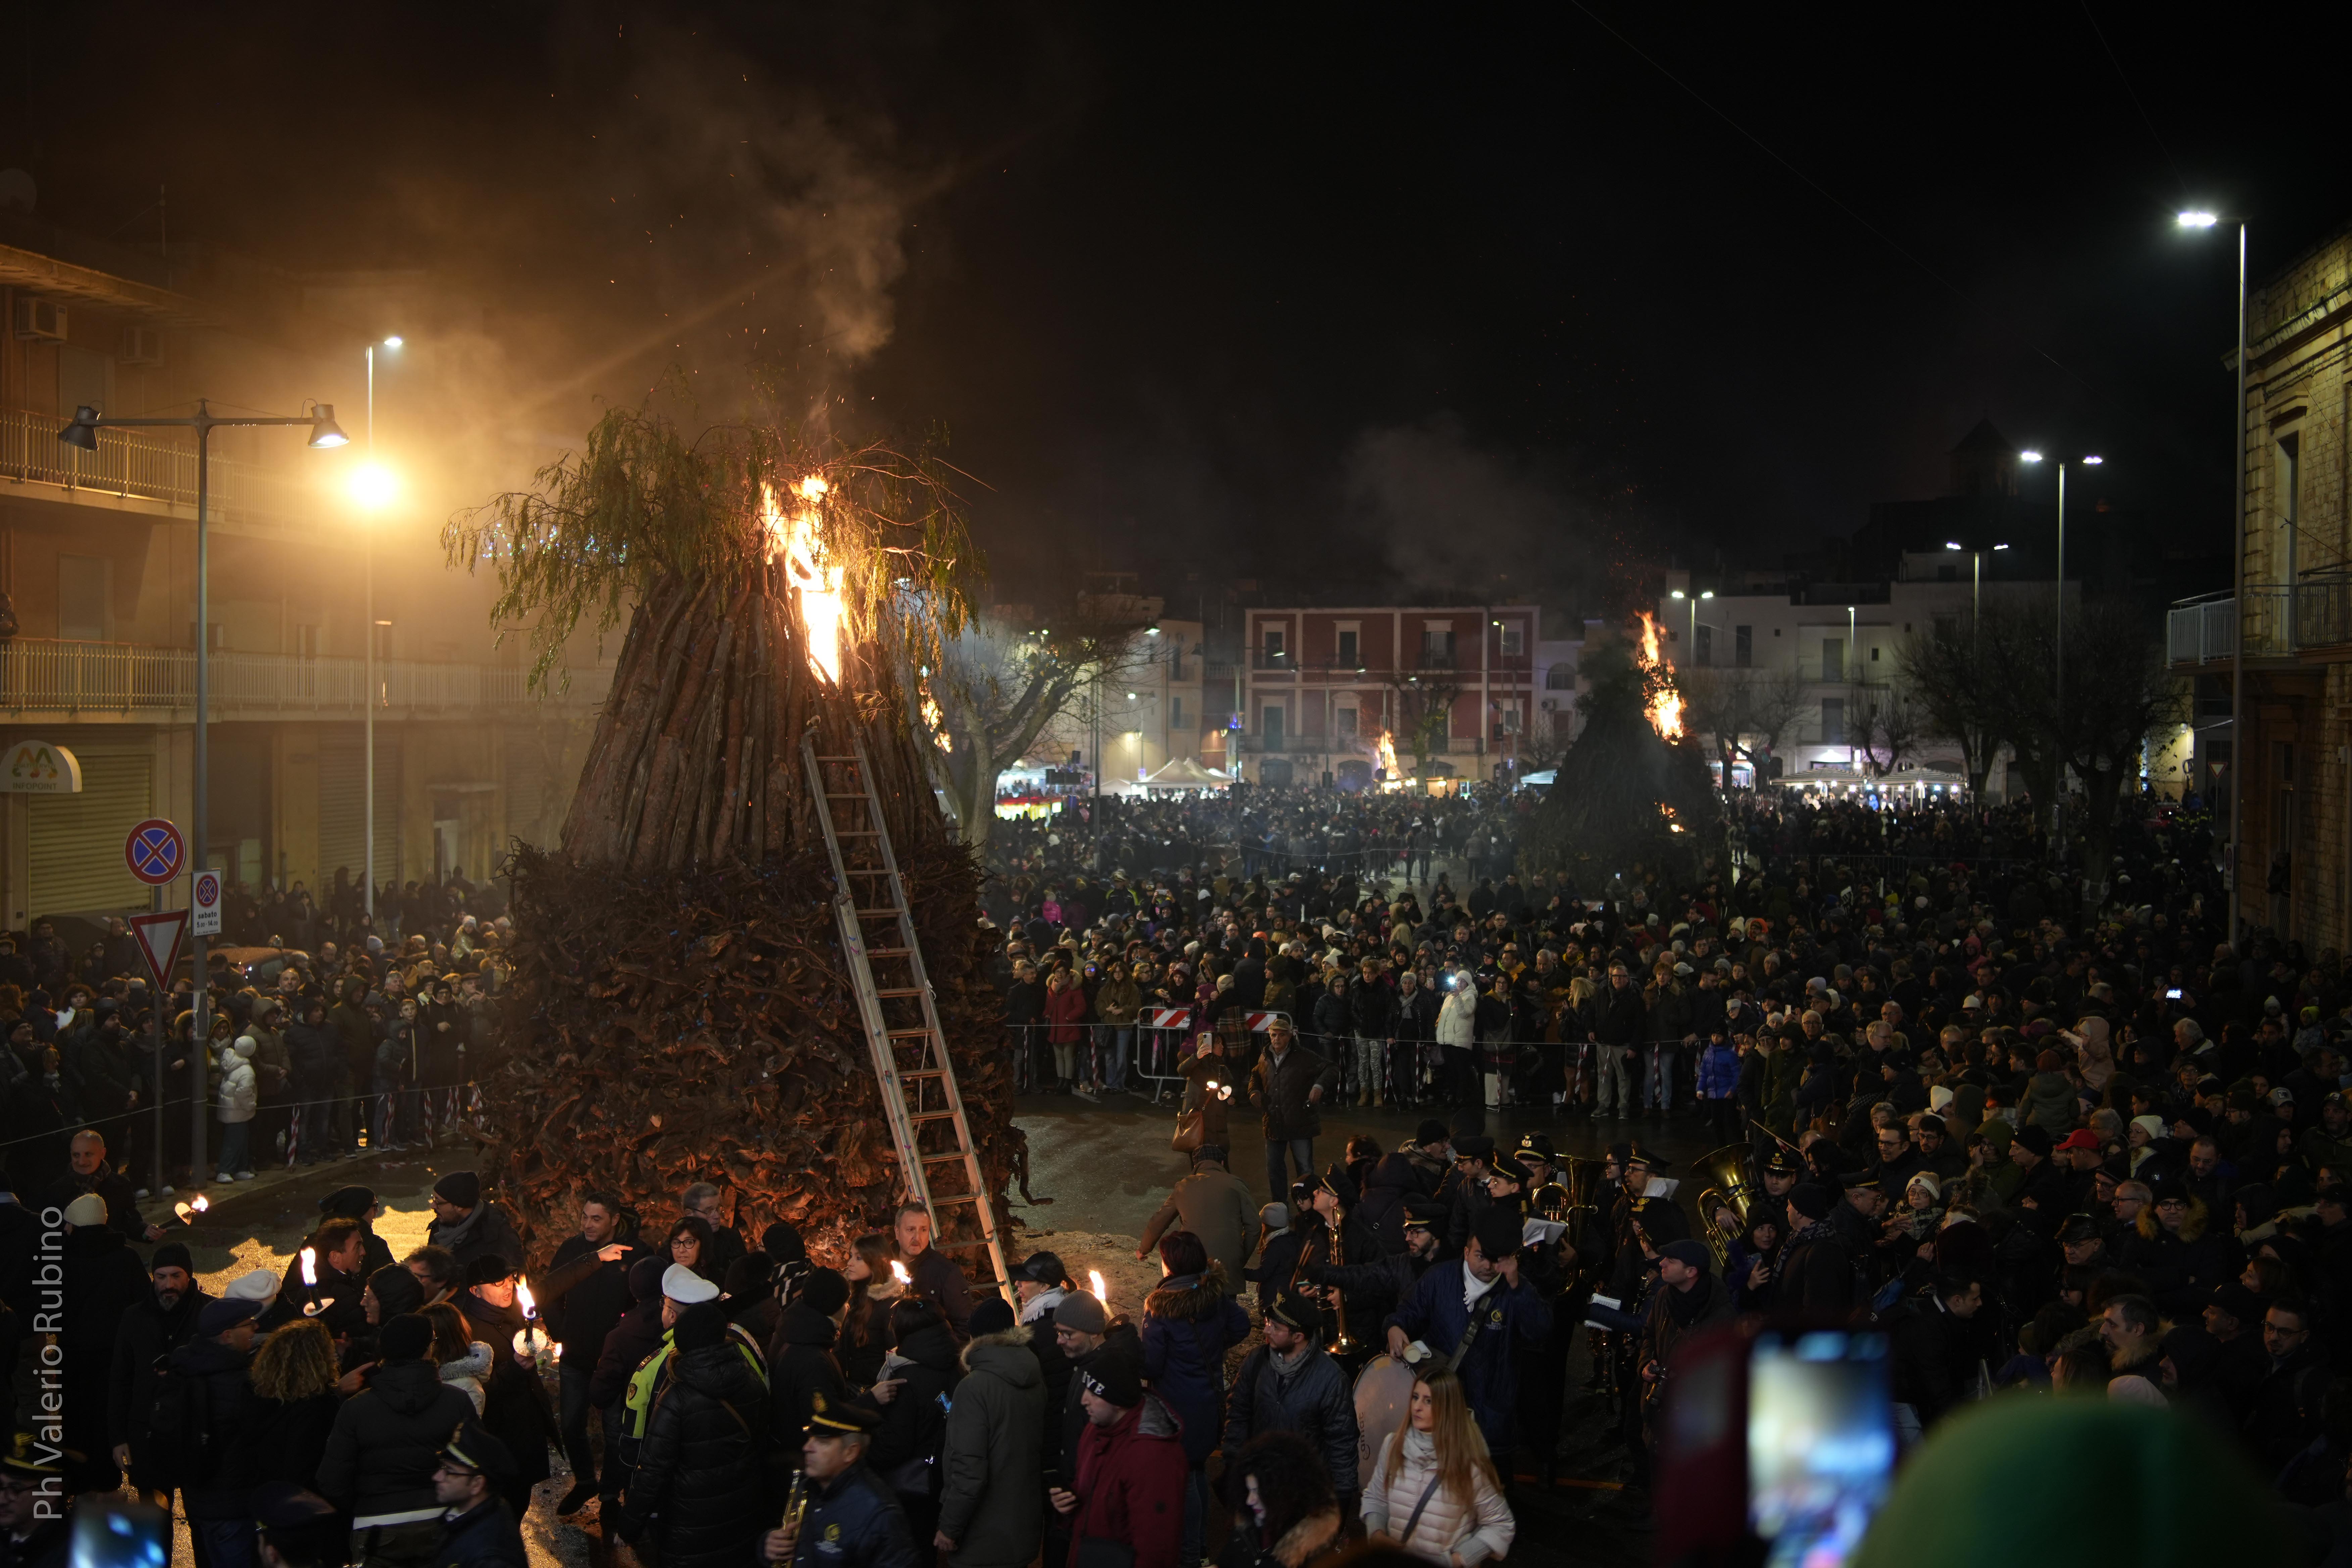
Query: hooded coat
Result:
<box><xmin>1355</xmin><ymin>1156</ymin><xmax>1418</xmax><ymax>1255</ymax></box>
<box><xmin>62</xmin><ymin>1223</ymin><xmax>151</xmax><ymax>1487</ymax></box>
<box><xmin>937</xmin><ymin>1326</ymin><xmax>1046</xmax><ymax>1568</ymax></box>
<box><xmin>619</xmin><ymin>1342</ymin><xmax>771</xmax><ymax>1568</ymax></box>
<box><xmin>1139</xmin><ymin>1267</ymin><xmax>1250</xmax><ymax>1467</ymax></box>
<box><xmin>869</xmin><ymin>1314</ymin><xmax>963</xmax><ymax>1493</ymax></box>
<box><xmin>315</xmin><ymin>1357</ymin><xmax>480</xmax><ymax>1523</ymax></box>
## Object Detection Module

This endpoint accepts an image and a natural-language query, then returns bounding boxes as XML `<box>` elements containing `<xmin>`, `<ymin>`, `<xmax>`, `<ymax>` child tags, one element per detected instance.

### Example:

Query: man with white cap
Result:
<box><xmin>620</xmin><ymin>1263</ymin><xmax>767</xmax><ymax>1466</ymax></box>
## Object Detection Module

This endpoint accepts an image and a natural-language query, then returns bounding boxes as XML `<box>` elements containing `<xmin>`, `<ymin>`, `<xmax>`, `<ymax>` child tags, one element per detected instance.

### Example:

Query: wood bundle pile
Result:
<box><xmin>479</xmin><ymin>835</ymin><xmax>1021</xmax><ymax>1260</ymax></box>
<box><xmin>1521</xmin><ymin>636</ymin><xmax>1720</xmax><ymax>884</ymax></box>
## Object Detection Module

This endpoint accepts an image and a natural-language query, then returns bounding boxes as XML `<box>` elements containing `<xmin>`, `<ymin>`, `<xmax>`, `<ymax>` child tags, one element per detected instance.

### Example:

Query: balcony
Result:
<box><xmin>2167</xmin><ymin>587</ymin><xmax>2297</xmax><ymax>665</ymax></box>
<box><xmin>0</xmin><ymin>638</ymin><xmax>613</xmax><ymax>721</ymax></box>
<box><xmin>0</xmin><ymin>404</ymin><xmax>305</xmax><ymax>526</ymax></box>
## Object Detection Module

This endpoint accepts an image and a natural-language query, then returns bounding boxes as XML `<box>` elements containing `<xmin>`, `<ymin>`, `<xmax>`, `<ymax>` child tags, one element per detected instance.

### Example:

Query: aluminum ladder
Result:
<box><xmin>801</xmin><ymin>734</ymin><xmax>1011</xmax><ymax>1296</ymax></box>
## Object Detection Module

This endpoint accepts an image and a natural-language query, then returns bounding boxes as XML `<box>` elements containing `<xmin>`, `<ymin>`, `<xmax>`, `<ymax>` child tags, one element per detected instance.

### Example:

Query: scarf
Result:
<box><xmin>1461</xmin><ymin>1259</ymin><xmax>1499</xmax><ymax>1311</ymax></box>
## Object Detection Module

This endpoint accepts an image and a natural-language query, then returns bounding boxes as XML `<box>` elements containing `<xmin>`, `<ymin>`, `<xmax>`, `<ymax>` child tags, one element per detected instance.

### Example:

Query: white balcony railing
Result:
<box><xmin>0</xmin><ymin>639</ymin><xmax>612</xmax><ymax>717</ymax></box>
<box><xmin>0</xmin><ymin>404</ymin><xmax>307</xmax><ymax>523</ymax></box>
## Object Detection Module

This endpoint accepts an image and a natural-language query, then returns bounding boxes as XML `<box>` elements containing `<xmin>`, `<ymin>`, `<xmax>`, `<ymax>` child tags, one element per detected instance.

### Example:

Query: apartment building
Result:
<box><xmin>1656</xmin><ymin>563</ymin><xmax>2065</xmax><ymax>790</ymax></box>
<box><xmin>1235</xmin><ymin>603</ymin><xmax>1539</xmax><ymax>785</ymax></box>
<box><xmin>0</xmin><ymin>210</ymin><xmax>604</xmax><ymax>933</ymax></box>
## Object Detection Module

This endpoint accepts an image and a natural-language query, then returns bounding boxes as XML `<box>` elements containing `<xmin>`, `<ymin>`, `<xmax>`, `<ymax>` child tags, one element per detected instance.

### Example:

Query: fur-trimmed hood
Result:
<box><xmin>958</xmin><ymin>1322</ymin><xmax>1034</xmax><ymax>1372</ymax></box>
<box><xmin>1144</xmin><ymin>1261</ymin><xmax>1231</xmax><ymax>1322</ymax></box>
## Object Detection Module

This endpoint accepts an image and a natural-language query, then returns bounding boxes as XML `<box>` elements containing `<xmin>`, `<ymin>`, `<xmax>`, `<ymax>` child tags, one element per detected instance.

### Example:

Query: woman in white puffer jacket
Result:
<box><xmin>1361</xmin><ymin>1366</ymin><xmax>1514</xmax><ymax>1565</ymax></box>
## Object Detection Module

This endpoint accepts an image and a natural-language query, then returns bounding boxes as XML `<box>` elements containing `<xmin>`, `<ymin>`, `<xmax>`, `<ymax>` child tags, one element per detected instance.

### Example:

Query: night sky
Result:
<box><xmin>9</xmin><ymin>4</ymin><xmax>2350</xmax><ymax>615</ymax></box>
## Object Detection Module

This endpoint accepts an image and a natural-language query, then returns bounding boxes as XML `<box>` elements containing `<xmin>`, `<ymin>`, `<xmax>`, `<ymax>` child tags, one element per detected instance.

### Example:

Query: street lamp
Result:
<box><xmin>360</xmin><ymin>336</ymin><xmax>403</xmax><ymax>923</ymax></box>
<box><xmin>2019</xmin><ymin>449</ymin><xmax>2104</xmax><ymax>853</ymax></box>
<box><xmin>1943</xmin><ymin>539</ymin><xmax>2012</xmax><ymax>643</ymax></box>
<box><xmin>2178</xmin><ymin>207</ymin><xmax>2248</xmax><ymax>935</ymax></box>
<box><xmin>57</xmin><ymin>398</ymin><xmax>346</xmax><ymax>1177</ymax></box>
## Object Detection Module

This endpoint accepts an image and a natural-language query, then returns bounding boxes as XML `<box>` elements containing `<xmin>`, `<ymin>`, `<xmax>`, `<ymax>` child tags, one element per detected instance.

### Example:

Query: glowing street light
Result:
<box><xmin>348</xmin><ymin>462</ymin><xmax>399</xmax><ymax>510</ymax></box>
<box><xmin>2176</xmin><ymin>210</ymin><xmax>2219</xmax><ymax>229</ymax></box>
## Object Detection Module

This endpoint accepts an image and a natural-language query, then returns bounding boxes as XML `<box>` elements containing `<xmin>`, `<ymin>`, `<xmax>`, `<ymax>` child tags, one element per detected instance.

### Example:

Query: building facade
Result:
<box><xmin>2168</xmin><ymin>218</ymin><xmax>2352</xmax><ymax>944</ymax></box>
<box><xmin>0</xmin><ymin>212</ymin><xmax>603</xmax><ymax>936</ymax></box>
<box><xmin>1235</xmin><ymin>604</ymin><xmax>1538</xmax><ymax>785</ymax></box>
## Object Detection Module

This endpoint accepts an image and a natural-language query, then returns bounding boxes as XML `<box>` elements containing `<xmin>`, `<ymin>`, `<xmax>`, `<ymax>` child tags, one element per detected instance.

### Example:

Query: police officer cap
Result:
<box><xmin>806</xmin><ymin>1391</ymin><xmax>882</xmax><ymax>1438</ymax></box>
<box><xmin>252</xmin><ymin>1483</ymin><xmax>339</xmax><ymax>1534</ymax></box>
<box><xmin>1761</xmin><ymin>1148</ymin><xmax>1800</xmax><ymax>1175</ymax></box>
<box><xmin>1842</xmin><ymin>1171</ymin><xmax>1882</xmax><ymax>1193</ymax></box>
<box><xmin>661</xmin><ymin>1263</ymin><xmax>720</xmax><ymax>1304</ymax></box>
<box><xmin>437</xmin><ymin>1419</ymin><xmax>518</xmax><ymax>1483</ymax></box>
<box><xmin>1659</xmin><ymin>1239</ymin><xmax>1713</xmax><ymax>1274</ymax></box>
<box><xmin>1453</xmin><ymin>1135</ymin><xmax>1495</xmax><ymax>1160</ymax></box>
<box><xmin>1265</xmin><ymin>1293</ymin><xmax>1319</xmax><ymax>1333</ymax></box>
<box><xmin>1514</xmin><ymin>1131</ymin><xmax>1557</xmax><ymax>1162</ymax></box>
<box><xmin>1402</xmin><ymin>1199</ymin><xmax>1446</xmax><ymax>1231</ymax></box>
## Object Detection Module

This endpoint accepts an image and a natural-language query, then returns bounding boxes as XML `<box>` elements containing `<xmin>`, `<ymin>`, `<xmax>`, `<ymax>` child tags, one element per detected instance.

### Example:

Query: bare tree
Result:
<box><xmin>1848</xmin><ymin>680</ymin><xmax>1925</xmax><ymax>778</ymax></box>
<box><xmin>1383</xmin><ymin>666</ymin><xmax>1464</xmax><ymax>777</ymax></box>
<box><xmin>1896</xmin><ymin>619</ymin><xmax>2007</xmax><ymax>801</ymax></box>
<box><xmin>1678</xmin><ymin>665</ymin><xmax>1810</xmax><ymax>786</ymax></box>
<box><xmin>921</xmin><ymin>605</ymin><xmax>1148</xmax><ymax>849</ymax></box>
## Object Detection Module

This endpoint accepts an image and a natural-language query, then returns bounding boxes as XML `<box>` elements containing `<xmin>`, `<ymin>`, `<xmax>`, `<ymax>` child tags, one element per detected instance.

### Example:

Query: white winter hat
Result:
<box><xmin>225</xmin><ymin>1269</ymin><xmax>282</xmax><ymax>1306</ymax></box>
<box><xmin>63</xmin><ymin>1193</ymin><xmax>107</xmax><ymax>1227</ymax></box>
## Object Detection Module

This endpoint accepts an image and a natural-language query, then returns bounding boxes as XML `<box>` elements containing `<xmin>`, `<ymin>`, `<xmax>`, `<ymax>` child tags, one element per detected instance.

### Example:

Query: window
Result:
<box><xmin>57</xmin><ymin>555</ymin><xmax>109</xmax><ymax>641</ymax></box>
<box><xmin>1696</xmin><ymin>625</ymin><xmax>1713</xmax><ymax>667</ymax></box>
<box><xmin>1262</xmin><ymin>626</ymin><xmax>1286</xmax><ymax>659</ymax></box>
<box><xmin>1170</xmin><ymin>696</ymin><xmax>1184</xmax><ymax>730</ymax></box>
<box><xmin>2280</xmin><ymin>433</ymin><xmax>2302</xmax><ymax>583</ymax></box>
<box><xmin>1821</xmin><ymin>637</ymin><xmax>1844</xmax><ymax>683</ymax></box>
<box><xmin>1337</xmin><ymin>627</ymin><xmax>1359</xmax><ymax>667</ymax></box>
<box><xmin>1735</xmin><ymin>625</ymin><xmax>1752</xmax><ymax>667</ymax></box>
<box><xmin>1261</xmin><ymin>705</ymin><xmax>1285</xmax><ymax>747</ymax></box>
<box><xmin>1492</xmin><ymin>698</ymin><xmax>1522</xmax><ymax>740</ymax></box>
<box><xmin>1335</xmin><ymin>704</ymin><xmax>1358</xmax><ymax>737</ymax></box>
<box><xmin>1421</xmin><ymin>625</ymin><xmax>1456</xmax><ymax>666</ymax></box>
<box><xmin>1870</xmin><ymin>645</ymin><xmax>1880</xmax><ymax>663</ymax></box>
<box><xmin>1820</xmin><ymin>698</ymin><xmax>1845</xmax><ymax>746</ymax></box>
<box><xmin>1499</xmin><ymin>622</ymin><xmax>1524</xmax><ymax>656</ymax></box>
<box><xmin>1546</xmin><ymin>664</ymin><xmax>1576</xmax><ymax>690</ymax></box>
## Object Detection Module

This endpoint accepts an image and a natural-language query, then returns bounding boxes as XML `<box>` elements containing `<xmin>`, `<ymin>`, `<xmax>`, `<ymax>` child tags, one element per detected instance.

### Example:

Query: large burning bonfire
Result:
<box><xmin>1520</xmin><ymin>613</ymin><xmax>1718</xmax><ymax>884</ymax></box>
<box><xmin>442</xmin><ymin>408</ymin><xmax>1017</xmax><ymax>1260</ymax></box>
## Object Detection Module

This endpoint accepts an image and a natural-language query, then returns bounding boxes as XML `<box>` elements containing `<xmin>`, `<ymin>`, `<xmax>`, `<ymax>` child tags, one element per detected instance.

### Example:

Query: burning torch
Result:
<box><xmin>513</xmin><ymin>1276</ymin><xmax>554</xmax><ymax>1365</ymax></box>
<box><xmin>298</xmin><ymin>1245</ymin><xmax>336</xmax><ymax>1318</ymax></box>
<box><xmin>169</xmin><ymin>1194</ymin><xmax>210</xmax><ymax>1227</ymax></box>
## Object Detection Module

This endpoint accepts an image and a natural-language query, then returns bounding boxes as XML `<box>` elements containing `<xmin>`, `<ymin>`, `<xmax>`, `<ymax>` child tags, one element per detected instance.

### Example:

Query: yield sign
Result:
<box><xmin>129</xmin><ymin>909</ymin><xmax>190</xmax><ymax>988</ymax></box>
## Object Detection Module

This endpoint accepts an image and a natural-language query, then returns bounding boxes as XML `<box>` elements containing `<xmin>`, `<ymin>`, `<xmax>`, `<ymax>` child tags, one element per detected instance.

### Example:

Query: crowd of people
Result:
<box><xmin>3</xmin><ymin>1158</ymin><xmax>1542</xmax><ymax>1568</ymax></box>
<box><xmin>0</xmin><ymin>873</ymin><xmax>513</xmax><ymax>1198</ymax></box>
<box><xmin>18</xmin><ymin>774</ymin><xmax>2352</xmax><ymax>1565</ymax></box>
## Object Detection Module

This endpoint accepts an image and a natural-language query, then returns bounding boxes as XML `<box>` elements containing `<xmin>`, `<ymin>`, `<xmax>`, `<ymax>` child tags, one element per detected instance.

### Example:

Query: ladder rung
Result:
<box><xmin>869</xmin><ymin>947</ymin><xmax>912</xmax><ymax>958</ymax></box>
<box><xmin>887</xmin><ymin>1027</ymin><xmax>935</xmax><ymax>1039</ymax></box>
<box><xmin>921</xmin><ymin>1148</ymin><xmax>972</xmax><ymax>1161</ymax></box>
<box><xmin>899</xmin><ymin>1067</ymin><xmax>946</xmax><ymax>1078</ymax></box>
<box><xmin>854</xmin><ymin>907</ymin><xmax>901</xmax><ymax>917</ymax></box>
<box><xmin>876</xmin><ymin>987</ymin><xmax>924</xmax><ymax>997</ymax></box>
<box><xmin>844</xmin><ymin>867</ymin><xmax>890</xmax><ymax>875</ymax></box>
<box><xmin>910</xmin><ymin>1111</ymin><xmax>960</xmax><ymax>1125</ymax></box>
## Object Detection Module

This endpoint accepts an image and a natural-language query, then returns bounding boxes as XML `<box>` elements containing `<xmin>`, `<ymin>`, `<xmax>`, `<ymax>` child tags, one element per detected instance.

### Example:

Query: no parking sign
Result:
<box><xmin>192</xmin><ymin>870</ymin><xmax>223</xmax><ymax>936</ymax></box>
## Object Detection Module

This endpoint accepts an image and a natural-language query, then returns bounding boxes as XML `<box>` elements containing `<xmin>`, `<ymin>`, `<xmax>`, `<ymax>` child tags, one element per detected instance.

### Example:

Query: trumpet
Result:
<box><xmin>1290</xmin><ymin>1211</ymin><xmax>1368</xmax><ymax>1359</ymax></box>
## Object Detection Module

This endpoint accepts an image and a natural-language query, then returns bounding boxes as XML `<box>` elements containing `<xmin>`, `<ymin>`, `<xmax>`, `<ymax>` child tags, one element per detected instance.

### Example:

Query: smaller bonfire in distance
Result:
<box><xmin>1521</xmin><ymin>614</ymin><xmax>1720</xmax><ymax>885</ymax></box>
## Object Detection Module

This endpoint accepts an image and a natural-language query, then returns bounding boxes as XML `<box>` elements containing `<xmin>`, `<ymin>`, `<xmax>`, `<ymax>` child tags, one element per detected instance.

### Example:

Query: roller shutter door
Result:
<box><xmin>317</xmin><ymin>741</ymin><xmax>400</xmax><ymax>888</ymax></box>
<box><xmin>28</xmin><ymin>749</ymin><xmax>154</xmax><ymax>917</ymax></box>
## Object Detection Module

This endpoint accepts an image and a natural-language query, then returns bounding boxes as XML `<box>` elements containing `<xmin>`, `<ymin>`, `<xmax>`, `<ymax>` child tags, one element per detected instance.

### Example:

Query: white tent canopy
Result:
<box><xmin>1141</xmin><ymin>756</ymin><xmax>1232</xmax><ymax>790</ymax></box>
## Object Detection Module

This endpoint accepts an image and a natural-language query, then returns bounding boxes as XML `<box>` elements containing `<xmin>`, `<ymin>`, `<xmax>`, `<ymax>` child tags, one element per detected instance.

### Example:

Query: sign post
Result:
<box><xmin>128</xmin><ymin>905</ymin><xmax>191</xmax><ymax>1194</ymax></box>
<box><xmin>127</xmin><ymin>820</ymin><xmax>187</xmax><ymax>1194</ymax></box>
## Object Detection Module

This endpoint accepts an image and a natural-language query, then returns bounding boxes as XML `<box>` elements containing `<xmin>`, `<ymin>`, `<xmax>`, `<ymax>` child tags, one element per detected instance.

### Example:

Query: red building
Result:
<box><xmin>1232</xmin><ymin>604</ymin><xmax>1539</xmax><ymax>785</ymax></box>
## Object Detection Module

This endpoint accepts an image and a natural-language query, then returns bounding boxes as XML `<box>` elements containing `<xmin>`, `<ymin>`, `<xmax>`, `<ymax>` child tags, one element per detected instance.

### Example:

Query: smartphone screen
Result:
<box><xmin>70</xmin><ymin>1499</ymin><xmax>167</xmax><ymax>1568</ymax></box>
<box><xmin>1747</xmin><ymin>1331</ymin><xmax>1894</xmax><ymax>1568</ymax></box>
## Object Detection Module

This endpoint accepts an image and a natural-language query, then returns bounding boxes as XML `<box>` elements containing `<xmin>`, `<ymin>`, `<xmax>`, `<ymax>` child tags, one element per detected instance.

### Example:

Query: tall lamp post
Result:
<box><xmin>358</xmin><ymin>336</ymin><xmax>403</xmax><ymax>927</ymax></box>
<box><xmin>2018</xmin><ymin>448</ymin><xmax>2103</xmax><ymax>851</ymax></box>
<box><xmin>59</xmin><ymin>399</ymin><xmax>348</xmax><ymax>1176</ymax></box>
<box><xmin>2178</xmin><ymin>209</ymin><xmax>2249</xmax><ymax>937</ymax></box>
<box><xmin>1943</xmin><ymin>540</ymin><xmax>2011</xmax><ymax>654</ymax></box>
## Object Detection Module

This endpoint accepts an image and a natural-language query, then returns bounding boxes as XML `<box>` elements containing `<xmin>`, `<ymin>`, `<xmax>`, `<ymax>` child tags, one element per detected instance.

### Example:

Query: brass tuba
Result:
<box><xmin>1690</xmin><ymin>1143</ymin><xmax>1761</xmax><ymax>1271</ymax></box>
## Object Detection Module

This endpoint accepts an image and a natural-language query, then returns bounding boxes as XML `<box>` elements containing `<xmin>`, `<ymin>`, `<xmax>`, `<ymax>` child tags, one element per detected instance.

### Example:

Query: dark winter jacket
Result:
<box><xmin>61</xmin><ymin>1224</ymin><xmax>151</xmax><ymax>1460</ymax></box>
<box><xmin>430</xmin><ymin>1498</ymin><xmax>527</xmax><ymax>1568</ymax></box>
<box><xmin>160</xmin><ymin>1335</ymin><xmax>257</xmax><ymax>1518</ymax></box>
<box><xmin>1384</xmin><ymin>1261</ymin><xmax>1554</xmax><ymax>1459</ymax></box>
<box><xmin>1355</xmin><ymin>1156</ymin><xmax>1418</xmax><ymax>1256</ymax></box>
<box><xmin>937</xmin><ymin>1328</ymin><xmax>1046</xmax><ymax>1568</ymax></box>
<box><xmin>1222</xmin><ymin>1342</ymin><xmax>1357</xmax><ymax>1500</ymax></box>
<box><xmin>620</xmin><ymin>1343</ymin><xmax>771</xmax><ymax>1568</ymax></box>
<box><xmin>459</xmin><ymin>1292</ymin><xmax>557</xmax><ymax>1491</ymax></box>
<box><xmin>538</xmin><ymin>1235</ymin><xmax>649</xmax><ymax>1360</ymax></box>
<box><xmin>1140</xmin><ymin>1268</ymin><xmax>1250</xmax><ymax>1466</ymax></box>
<box><xmin>767</xmin><ymin>1301</ymin><xmax>851</xmax><ymax>1453</ymax></box>
<box><xmin>869</xmin><ymin>1318</ymin><xmax>962</xmax><ymax>1490</ymax></box>
<box><xmin>426</xmin><ymin>1200</ymin><xmax>527</xmax><ymax>1275</ymax></box>
<box><xmin>315</xmin><ymin>1357</ymin><xmax>480</xmax><ymax>1523</ymax></box>
<box><xmin>105</xmin><ymin>1284</ymin><xmax>211</xmax><ymax>1476</ymax></box>
<box><xmin>791</xmin><ymin>1462</ymin><xmax>923</xmax><ymax>1568</ymax></box>
<box><xmin>284</xmin><ymin>1019</ymin><xmax>341</xmax><ymax>1094</ymax></box>
<box><xmin>220</xmin><ymin>1389</ymin><xmax>340</xmax><ymax>1493</ymax></box>
<box><xmin>589</xmin><ymin>1289</ymin><xmax>669</xmax><ymax>1410</ymax></box>
<box><xmin>1248</xmin><ymin>1041</ymin><xmax>1336</xmax><ymax>1142</ymax></box>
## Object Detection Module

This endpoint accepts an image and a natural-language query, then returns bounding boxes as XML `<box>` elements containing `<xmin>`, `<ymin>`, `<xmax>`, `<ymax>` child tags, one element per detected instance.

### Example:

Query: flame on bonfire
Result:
<box><xmin>1636</xmin><ymin>612</ymin><xmax>1683</xmax><ymax>740</ymax></box>
<box><xmin>1375</xmin><ymin>728</ymin><xmax>1400</xmax><ymax>777</ymax></box>
<box><xmin>920</xmin><ymin>682</ymin><xmax>948</xmax><ymax>747</ymax></box>
<box><xmin>762</xmin><ymin>478</ymin><xmax>849</xmax><ymax>683</ymax></box>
